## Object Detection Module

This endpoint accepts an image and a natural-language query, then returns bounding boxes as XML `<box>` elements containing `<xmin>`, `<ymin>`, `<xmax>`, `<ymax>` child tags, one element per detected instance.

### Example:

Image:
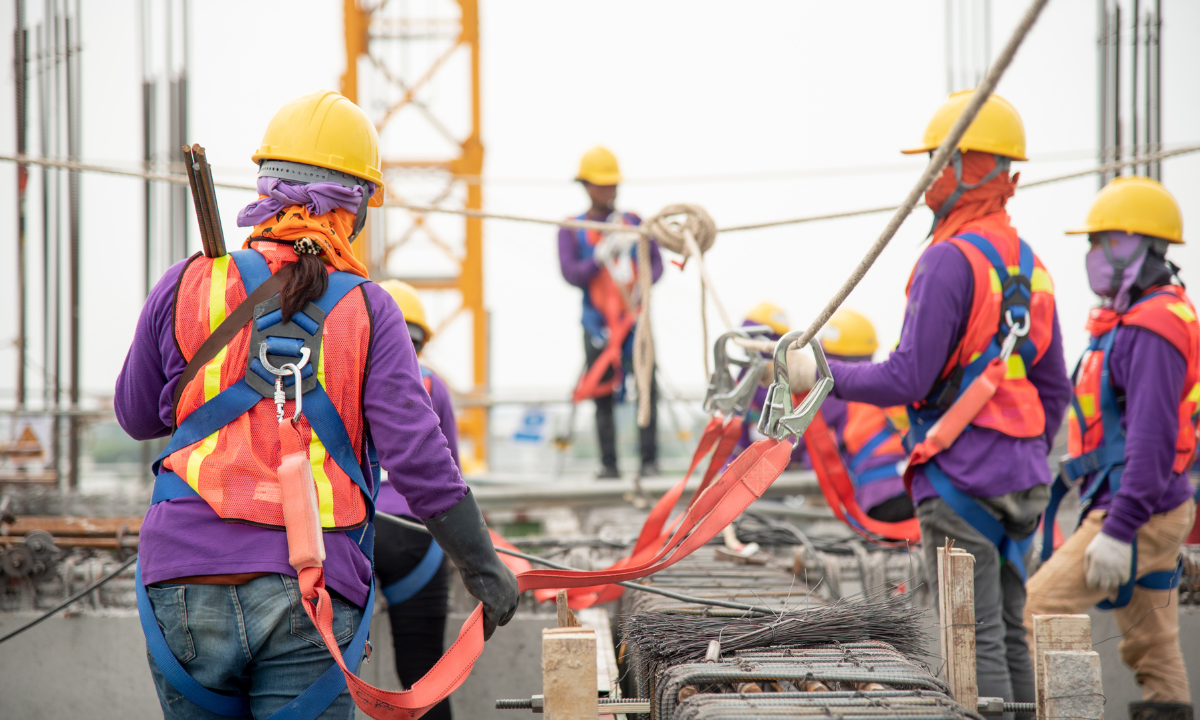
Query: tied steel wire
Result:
<box><xmin>622</xmin><ymin>590</ymin><xmax>929</xmax><ymax>667</ymax></box>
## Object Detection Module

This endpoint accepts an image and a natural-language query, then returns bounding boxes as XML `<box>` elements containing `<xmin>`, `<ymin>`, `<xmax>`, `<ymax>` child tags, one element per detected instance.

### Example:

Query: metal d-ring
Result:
<box><xmin>259</xmin><ymin>344</ymin><xmax>311</xmax><ymax>423</ymax></box>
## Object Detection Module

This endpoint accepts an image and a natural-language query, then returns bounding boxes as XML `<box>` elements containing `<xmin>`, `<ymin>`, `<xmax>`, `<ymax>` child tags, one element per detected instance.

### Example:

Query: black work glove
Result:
<box><xmin>423</xmin><ymin>490</ymin><xmax>519</xmax><ymax>639</ymax></box>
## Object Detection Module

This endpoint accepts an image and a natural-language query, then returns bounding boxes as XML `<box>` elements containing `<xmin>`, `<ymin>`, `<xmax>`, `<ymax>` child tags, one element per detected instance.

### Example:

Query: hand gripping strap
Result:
<box><xmin>925</xmin><ymin>462</ymin><xmax>1033</xmax><ymax>580</ymax></box>
<box><xmin>805</xmin><ymin>411</ymin><xmax>920</xmax><ymax>545</ymax></box>
<box><xmin>297</xmin><ymin>436</ymin><xmax>795</xmax><ymax>720</ymax></box>
<box><xmin>382</xmin><ymin>540</ymin><xmax>444</xmax><ymax>605</ymax></box>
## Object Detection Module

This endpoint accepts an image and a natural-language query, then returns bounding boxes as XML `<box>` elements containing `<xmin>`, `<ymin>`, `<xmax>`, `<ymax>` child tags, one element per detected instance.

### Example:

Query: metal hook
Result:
<box><xmin>703</xmin><ymin>324</ymin><xmax>774</xmax><ymax>417</ymax></box>
<box><xmin>757</xmin><ymin>331</ymin><xmax>835</xmax><ymax>441</ymax></box>
<box><xmin>998</xmin><ymin>311</ymin><xmax>1031</xmax><ymax>362</ymax></box>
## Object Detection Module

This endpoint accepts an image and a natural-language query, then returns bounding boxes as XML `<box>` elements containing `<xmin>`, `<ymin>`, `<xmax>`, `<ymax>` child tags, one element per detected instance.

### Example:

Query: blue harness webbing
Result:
<box><xmin>847</xmin><ymin>426</ymin><xmax>901</xmax><ymax>488</ymax></box>
<box><xmin>137</xmin><ymin>248</ymin><xmax>379</xmax><ymax>719</ymax></box>
<box><xmin>382</xmin><ymin>538</ymin><xmax>444</xmax><ymax>606</ymax></box>
<box><xmin>1041</xmin><ymin>299</ymin><xmax>1183</xmax><ymax>609</ymax></box>
<box><xmin>925</xmin><ymin>461</ymin><xmax>1034</xmax><ymax>580</ymax></box>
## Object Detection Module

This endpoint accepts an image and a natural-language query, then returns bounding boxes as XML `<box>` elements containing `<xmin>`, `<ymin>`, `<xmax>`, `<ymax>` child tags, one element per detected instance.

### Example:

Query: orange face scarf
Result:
<box><xmin>242</xmin><ymin>204</ymin><xmax>369</xmax><ymax>279</ymax></box>
<box><xmin>925</xmin><ymin>151</ymin><xmax>1019</xmax><ymax>245</ymax></box>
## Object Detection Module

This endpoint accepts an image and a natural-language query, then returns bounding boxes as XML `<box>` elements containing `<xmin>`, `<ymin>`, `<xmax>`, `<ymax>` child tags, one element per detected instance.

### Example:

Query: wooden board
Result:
<box><xmin>1032</xmin><ymin>614</ymin><xmax>1091</xmax><ymax>720</ymax></box>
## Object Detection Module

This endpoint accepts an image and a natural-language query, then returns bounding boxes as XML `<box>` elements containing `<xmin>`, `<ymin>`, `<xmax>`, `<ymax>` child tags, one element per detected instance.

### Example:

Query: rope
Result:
<box><xmin>783</xmin><ymin>0</ymin><xmax>1051</xmax><ymax>355</ymax></box>
<box><xmin>0</xmin><ymin>554</ymin><xmax>137</xmax><ymax>645</ymax></box>
<box><xmin>1</xmin><ymin>140</ymin><xmax>1195</xmax><ymax>235</ymax></box>
<box><xmin>641</xmin><ymin>205</ymin><xmax>728</xmax><ymax>416</ymax></box>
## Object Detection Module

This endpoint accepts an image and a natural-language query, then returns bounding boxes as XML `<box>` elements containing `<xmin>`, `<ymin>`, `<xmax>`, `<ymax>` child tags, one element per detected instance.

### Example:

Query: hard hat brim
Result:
<box><xmin>899</xmin><ymin>144</ymin><xmax>1028</xmax><ymax>162</ymax></box>
<box><xmin>1064</xmin><ymin>226</ymin><xmax>1184</xmax><ymax>244</ymax></box>
<box><xmin>576</xmin><ymin>173</ymin><xmax>622</xmax><ymax>186</ymax></box>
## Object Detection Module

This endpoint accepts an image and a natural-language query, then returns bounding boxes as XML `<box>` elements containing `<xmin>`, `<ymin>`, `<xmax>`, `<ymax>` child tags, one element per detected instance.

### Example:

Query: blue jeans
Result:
<box><xmin>146</xmin><ymin>573</ymin><xmax>364</xmax><ymax>719</ymax></box>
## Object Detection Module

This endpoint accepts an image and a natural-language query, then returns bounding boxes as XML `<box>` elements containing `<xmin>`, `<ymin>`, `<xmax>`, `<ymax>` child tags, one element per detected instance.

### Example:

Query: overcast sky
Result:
<box><xmin>0</xmin><ymin>0</ymin><xmax>1197</xmax><ymax>406</ymax></box>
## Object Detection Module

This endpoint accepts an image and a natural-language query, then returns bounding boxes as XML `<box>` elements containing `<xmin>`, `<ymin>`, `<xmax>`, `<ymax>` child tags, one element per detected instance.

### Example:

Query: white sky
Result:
<box><xmin>0</xmin><ymin>0</ymin><xmax>1197</xmax><ymax>405</ymax></box>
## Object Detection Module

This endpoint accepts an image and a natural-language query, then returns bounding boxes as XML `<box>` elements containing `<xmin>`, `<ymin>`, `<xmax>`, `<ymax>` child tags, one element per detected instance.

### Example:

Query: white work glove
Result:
<box><xmin>1083</xmin><ymin>531</ymin><xmax>1133</xmax><ymax>591</ymax></box>
<box><xmin>592</xmin><ymin>235</ymin><xmax>617</xmax><ymax>266</ymax></box>
<box><xmin>786</xmin><ymin>344</ymin><xmax>818</xmax><ymax>392</ymax></box>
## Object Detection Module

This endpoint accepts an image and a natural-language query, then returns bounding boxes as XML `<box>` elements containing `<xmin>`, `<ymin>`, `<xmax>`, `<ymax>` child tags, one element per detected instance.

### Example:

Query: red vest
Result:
<box><xmin>165</xmin><ymin>244</ymin><xmax>372</xmax><ymax>530</ymax></box>
<box><xmin>912</xmin><ymin>216</ymin><xmax>1056</xmax><ymax>439</ymax></box>
<box><xmin>1068</xmin><ymin>285</ymin><xmax>1200</xmax><ymax>474</ymax></box>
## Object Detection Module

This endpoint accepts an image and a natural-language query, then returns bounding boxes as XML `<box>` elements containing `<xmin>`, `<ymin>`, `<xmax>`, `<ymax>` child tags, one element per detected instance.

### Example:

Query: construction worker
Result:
<box><xmin>810</xmin><ymin>310</ymin><xmax>912</xmax><ymax>523</ymax></box>
<box><xmin>373</xmin><ymin>280</ymin><xmax>457</xmax><ymax>720</ymax></box>
<box><xmin>787</xmin><ymin>92</ymin><xmax>1071</xmax><ymax>712</ymax></box>
<box><xmin>558</xmin><ymin>146</ymin><xmax>664</xmax><ymax>479</ymax></box>
<box><xmin>1026</xmin><ymin>177</ymin><xmax>1196</xmax><ymax>720</ymax></box>
<box><xmin>115</xmin><ymin>91</ymin><xmax>518</xmax><ymax>719</ymax></box>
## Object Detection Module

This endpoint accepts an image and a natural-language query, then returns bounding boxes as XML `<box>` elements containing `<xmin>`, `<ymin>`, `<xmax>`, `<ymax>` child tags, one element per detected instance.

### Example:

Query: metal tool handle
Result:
<box><xmin>756</xmin><ymin>332</ymin><xmax>835</xmax><ymax>441</ymax></box>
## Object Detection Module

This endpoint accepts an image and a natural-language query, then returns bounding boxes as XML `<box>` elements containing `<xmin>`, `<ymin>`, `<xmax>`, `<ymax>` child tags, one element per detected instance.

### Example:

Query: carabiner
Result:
<box><xmin>703</xmin><ymin>324</ymin><xmax>774</xmax><ymax>417</ymax></box>
<box><xmin>756</xmin><ymin>331</ymin><xmax>835</xmax><ymax>441</ymax></box>
<box><xmin>998</xmin><ymin>310</ymin><xmax>1031</xmax><ymax>363</ymax></box>
<box><xmin>259</xmin><ymin>343</ymin><xmax>312</xmax><ymax>424</ymax></box>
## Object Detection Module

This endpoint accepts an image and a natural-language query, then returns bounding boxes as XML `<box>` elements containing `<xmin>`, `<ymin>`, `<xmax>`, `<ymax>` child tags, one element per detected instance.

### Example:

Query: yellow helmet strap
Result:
<box><xmin>258</xmin><ymin>159</ymin><xmax>373</xmax><ymax>242</ymax></box>
<box><xmin>928</xmin><ymin>151</ymin><xmax>1011</xmax><ymax>237</ymax></box>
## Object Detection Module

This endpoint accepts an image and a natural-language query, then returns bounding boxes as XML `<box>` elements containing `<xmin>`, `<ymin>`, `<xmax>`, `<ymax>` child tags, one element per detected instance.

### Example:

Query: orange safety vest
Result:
<box><xmin>165</xmin><ymin>245</ymin><xmax>372</xmax><ymax>530</ymax></box>
<box><xmin>1068</xmin><ymin>285</ymin><xmax>1200</xmax><ymax>476</ymax></box>
<box><xmin>907</xmin><ymin>217</ymin><xmax>1056</xmax><ymax>441</ymax></box>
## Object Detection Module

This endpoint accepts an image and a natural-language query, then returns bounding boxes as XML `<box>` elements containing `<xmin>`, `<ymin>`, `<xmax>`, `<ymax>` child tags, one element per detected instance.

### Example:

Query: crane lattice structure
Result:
<box><xmin>342</xmin><ymin>0</ymin><xmax>488</xmax><ymax>472</ymax></box>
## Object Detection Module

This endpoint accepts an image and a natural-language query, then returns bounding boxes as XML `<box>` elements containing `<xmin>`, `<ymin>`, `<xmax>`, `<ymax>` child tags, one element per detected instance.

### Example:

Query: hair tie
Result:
<box><xmin>294</xmin><ymin>237</ymin><xmax>322</xmax><ymax>256</ymax></box>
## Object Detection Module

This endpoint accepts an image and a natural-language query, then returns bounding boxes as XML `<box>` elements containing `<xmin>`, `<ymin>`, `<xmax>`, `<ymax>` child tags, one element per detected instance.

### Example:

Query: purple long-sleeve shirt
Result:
<box><xmin>1083</xmin><ymin>325</ymin><xmax>1194</xmax><ymax>543</ymax></box>
<box><xmin>557</xmin><ymin>211</ymin><xmax>664</xmax><ymax>289</ymax></box>
<box><xmin>375</xmin><ymin>370</ymin><xmax>459</xmax><ymax>518</ymax></box>
<box><xmin>828</xmin><ymin>239</ymin><xmax>1072</xmax><ymax>504</ymax></box>
<box><xmin>115</xmin><ymin>252</ymin><xmax>467</xmax><ymax>607</ymax></box>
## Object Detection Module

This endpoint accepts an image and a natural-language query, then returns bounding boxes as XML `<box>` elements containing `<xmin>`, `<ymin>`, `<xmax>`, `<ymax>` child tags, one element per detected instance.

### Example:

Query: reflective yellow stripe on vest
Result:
<box><xmin>185</xmin><ymin>256</ymin><xmax>232</xmax><ymax>491</ymax></box>
<box><xmin>309</xmin><ymin>347</ymin><xmax>336</xmax><ymax>527</ymax></box>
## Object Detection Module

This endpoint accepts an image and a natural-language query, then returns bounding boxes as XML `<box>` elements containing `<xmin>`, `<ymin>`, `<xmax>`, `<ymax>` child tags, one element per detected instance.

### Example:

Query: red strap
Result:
<box><xmin>804</xmin><ymin>411</ymin><xmax>920</xmax><ymax>544</ymax></box>
<box><xmin>573</xmin><ymin>268</ymin><xmax>637</xmax><ymax>402</ymax></box>
<box><xmin>902</xmin><ymin>357</ymin><xmax>1007</xmax><ymax>492</ymax></box>
<box><xmin>298</xmin><ymin>435</ymin><xmax>794</xmax><ymax>719</ymax></box>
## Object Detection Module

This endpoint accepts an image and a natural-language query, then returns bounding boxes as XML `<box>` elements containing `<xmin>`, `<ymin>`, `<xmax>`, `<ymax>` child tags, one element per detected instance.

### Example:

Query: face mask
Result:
<box><xmin>1085</xmin><ymin>232</ymin><xmax>1152</xmax><ymax>312</ymax></box>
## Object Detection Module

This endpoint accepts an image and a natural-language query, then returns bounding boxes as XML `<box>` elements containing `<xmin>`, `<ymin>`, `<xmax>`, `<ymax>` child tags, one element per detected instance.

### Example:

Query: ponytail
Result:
<box><xmin>280</xmin><ymin>252</ymin><xmax>329</xmax><ymax>322</ymax></box>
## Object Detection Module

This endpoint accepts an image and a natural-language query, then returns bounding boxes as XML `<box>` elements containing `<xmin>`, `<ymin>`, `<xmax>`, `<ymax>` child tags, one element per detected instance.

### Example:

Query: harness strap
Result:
<box><xmin>847</xmin><ymin>426</ymin><xmax>893</xmax><ymax>473</ymax></box>
<box><xmin>1095</xmin><ymin>540</ymin><xmax>1184</xmax><ymax>610</ymax></box>
<box><xmin>925</xmin><ymin>462</ymin><xmax>1033</xmax><ymax>580</ymax></box>
<box><xmin>298</xmin><ymin>435</ymin><xmax>796</xmax><ymax>718</ymax></box>
<box><xmin>805</xmin><ymin>411</ymin><xmax>920</xmax><ymax>545</ymax></box>
<box><xmin>382</xmin><ymin>539</ymin><xmax>444</xmax><ymax>606</ymax></box>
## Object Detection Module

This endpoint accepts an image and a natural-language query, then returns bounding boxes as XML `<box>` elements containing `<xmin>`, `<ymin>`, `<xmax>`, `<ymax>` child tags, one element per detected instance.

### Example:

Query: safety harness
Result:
<box><xmin>572</xmin><ymin>212</ymin><xmax>641</xmax><ymax>403</ymax></box>
<box><xmin>904</xmin><ymin>233</ymin><xmax>1041</xmax><ymax>579</ymax></box>
<box><xmin>1041</xmin><ymin>291</ymin><xmax>1186</xmax><ymax>609</ymax></box>
<box><xmin>137</xmin><ymin>248</ymin><xmax>378</xmax><ymax>720</ymax></box>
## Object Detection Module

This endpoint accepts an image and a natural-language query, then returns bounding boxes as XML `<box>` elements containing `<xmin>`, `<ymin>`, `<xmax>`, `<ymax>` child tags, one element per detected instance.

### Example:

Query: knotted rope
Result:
<box><xmin>636</xmin><ymin>204</ymin><xmax>722</xmax><ymax>427</ymax></box>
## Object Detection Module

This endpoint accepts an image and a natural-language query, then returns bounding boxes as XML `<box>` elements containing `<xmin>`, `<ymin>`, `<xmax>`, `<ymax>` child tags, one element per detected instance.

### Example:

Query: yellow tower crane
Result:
<box><xmin>342</xmin><ymin>0</ymin><xmax>488</xmax><ymax>472</ymax></box>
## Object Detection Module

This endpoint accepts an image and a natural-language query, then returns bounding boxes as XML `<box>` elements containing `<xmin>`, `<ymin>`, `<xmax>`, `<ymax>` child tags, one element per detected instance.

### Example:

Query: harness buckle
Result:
<box><xmin>259</xmin><ymin>343</ymin><xmax>310</xmax><ymax>423</ymax></box>
<box><xmin>998</xmin><ymin>309</ymin><xmax>1031</xmax><ymax>362</ymax></box>
<box><xmin>757</xmin><ymin>332</ymin><xmax>834</xmax><ymax>441</ymax></box>
<box><xmin>703</xmin><ymin>325</ymin><xmax>775</xmax><ymax>417</ymax></box>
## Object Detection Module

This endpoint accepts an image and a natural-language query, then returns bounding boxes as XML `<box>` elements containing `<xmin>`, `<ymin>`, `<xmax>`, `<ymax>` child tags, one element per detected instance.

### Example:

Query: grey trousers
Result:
<box><xmin>918</xmin><ymin>484</ymin><xmax>1049</xmax><ymax>720</ymax></box>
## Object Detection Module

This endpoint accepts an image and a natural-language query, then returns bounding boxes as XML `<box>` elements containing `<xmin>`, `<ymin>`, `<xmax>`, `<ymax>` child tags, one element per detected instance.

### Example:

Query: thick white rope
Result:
<box><xmin>782</xmin><ymin>0</ymin><xmax>1052</xmax><ymax>357</ymax></box>
<box><xmin>6</xmin><ymin>139</ymin><xmax>1195</xmax><ymax>236</ymax></box>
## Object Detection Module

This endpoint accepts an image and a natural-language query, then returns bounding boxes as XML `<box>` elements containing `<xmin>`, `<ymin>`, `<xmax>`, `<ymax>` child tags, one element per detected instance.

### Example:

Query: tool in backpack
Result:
<box><xmin>182</xmin><ymin>143</ymin><xmax>227</xmax><ymax>259</ymax></box>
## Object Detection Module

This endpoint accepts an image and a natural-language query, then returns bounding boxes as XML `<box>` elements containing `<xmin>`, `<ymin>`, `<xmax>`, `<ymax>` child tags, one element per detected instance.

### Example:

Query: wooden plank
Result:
<box><xmin>543</xmin><ymin>627</ymin><xmax>597</xmax><ymax>720</ymax></box>
<box><xmin>2</xmin><ymin>516</ymin><xmax>142</xmax><ymax>537</ymax></box>
<box><xmin>938</xmin><ymin>545</ymin><xmax>977</xmax><ymax>709</ymax></box>
<box><xmin>557</xmin><ymin>589</ymin><xmax>581</xmax><ymax>628</ymax></box>
<box><xmin>576</xmin><ymin>607</ymin><xmax>618</xmax><ymax>698</ymax></box>
<box><xmin>1032</xmin><ymin>614</ymin><xmax>1092</xmax><ymax>720</ymax></box>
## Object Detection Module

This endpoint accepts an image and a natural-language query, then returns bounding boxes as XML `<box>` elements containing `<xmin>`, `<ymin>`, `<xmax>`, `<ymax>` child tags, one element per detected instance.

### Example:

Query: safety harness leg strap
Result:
<box><xmin>925</xmin><ymin>462</ymin><xmax>1033</xmax><ymax>580</ymax></box>
<box><xmin>382</xmin><ymin>539</ymin><xmax>444</xmax><ymax>606</ymax></box>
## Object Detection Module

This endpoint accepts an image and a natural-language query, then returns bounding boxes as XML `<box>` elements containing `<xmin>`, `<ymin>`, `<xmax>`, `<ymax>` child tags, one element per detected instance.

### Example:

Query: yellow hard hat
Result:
<box><xmin>745</xmin><ymin>302</ymin><xmax>790</xmax><ymax>337</ymax></box>
<box><xmin>821</xmin><ymin>309</ymin><xmax>878</xmax><ymax>357</ymax></box>
<box><xmin>252</xmin><ymin>91</ymin><xmax>385</xmax><ymax>207</ymax></box>
<box><xmin>576</xmin><ymin>146</ymin><xmax>622</xmax><ymax>186</ymax></box>
<box><xmin>378</xmin><ymin>280</ymin><xmax>432</xmax><ymax>343</ymax></box>
<box><xmin>902</xmin><ymin>90</ymin><xmax>1028</xmax><ymax>162</ymax></box>
<box><xmin>1066</xmin><ymin>176</ymin><xmax>1184</xmax><ymax>244</ymax></box>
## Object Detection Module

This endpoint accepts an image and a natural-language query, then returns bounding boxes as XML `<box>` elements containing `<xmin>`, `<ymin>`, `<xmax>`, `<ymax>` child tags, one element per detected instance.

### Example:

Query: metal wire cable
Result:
<box><xmin>0</xmin><ymin>554</ymin><xmax>137</xmax><ymax>645</ymax></box>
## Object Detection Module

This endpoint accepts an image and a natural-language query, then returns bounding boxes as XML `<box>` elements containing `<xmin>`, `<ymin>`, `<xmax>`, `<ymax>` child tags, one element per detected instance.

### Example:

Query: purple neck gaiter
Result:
<box><xmin>1085</xmin><ymin>232</ymin><xmax>1152</xmax><ymax>313</ymax></box>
